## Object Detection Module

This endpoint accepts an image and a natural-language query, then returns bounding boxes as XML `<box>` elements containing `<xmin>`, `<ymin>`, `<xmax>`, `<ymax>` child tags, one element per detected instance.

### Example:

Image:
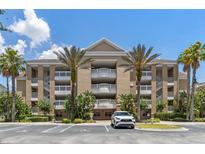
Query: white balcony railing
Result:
<box><xmin>168</xmin><ymin>77</ymin><xmax>174</xmax><ymax>83</ymax></box>
<box><xmin>95</xmin><ymin>99</ymin><xmax>116</xmax><ymax>109</ymax></box>
<box><xmin>31</xmin><ymin>92</ymin><xmax>38</xmax><ymax>98</ymax></box>
<box><xmin>31</xmin><ymin>77</ymin><xmax>38</xmax><ymax>84</ymax></box>
<box><xmin>55</xmin><ymin>85</ymin><xmax>71</xmax><ymax>95</ymax></box>
<box><xmin>91</xmin><ymin>68</ymin><xmax>116</xmax><ymax>78</ymax></box>
<box><xmin>55</xmin><ymin>71</ymin><xmax>70</xmax><ymax>81</ymax></box>
<box><xmin>91</xmin><ymin>84</ymin><xmax>116</xmax><ymax>94</ymax></box>
<box><xmin>136</xmin><ymin>85</ymin><xmax>152</xmax><ymax>95</ymax></box>
<box><xmin>168</xmin><ymin>91</ymin><xmax>174</xmax><ymax>100</ymax></box>
<box><xmin>141</xmin><ymin>71</ymin><xmax>152</xmax><ymax>80</ymax></box>
<box><xmin>54</xmin><ymin>100</ymin><xmax>65</xmax><ymax>110</ymax></box>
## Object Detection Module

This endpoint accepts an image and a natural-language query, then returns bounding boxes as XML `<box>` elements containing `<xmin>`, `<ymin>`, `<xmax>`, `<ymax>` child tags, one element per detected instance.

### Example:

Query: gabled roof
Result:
<box><xmin>86</xmin><ymin>38</ymin><xmax>125</xmax><ymax>51</ymax></box>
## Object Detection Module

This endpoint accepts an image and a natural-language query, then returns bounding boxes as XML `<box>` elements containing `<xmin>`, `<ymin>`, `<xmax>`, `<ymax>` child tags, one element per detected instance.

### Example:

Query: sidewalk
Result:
<box><xmin>160</xmin><ymin>121</ymin><xmax>205</xmax><ymax>126</ymax></box>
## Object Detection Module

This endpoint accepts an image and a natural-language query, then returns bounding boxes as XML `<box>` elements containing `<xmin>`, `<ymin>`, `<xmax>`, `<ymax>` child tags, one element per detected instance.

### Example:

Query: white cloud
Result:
<box><xmin>9</xmin><ymin>9</ymin><xmax>50</xmax><ymax>48</ymax></box>
<box><xmin>0</xmin><ymin>33</ymin><xmax>27</xmax><ymax>55</ymax></box>
<box><xmin>13</xmin><ymin>40</ymin><xmax>27</xmax><ymax>55</ymax></box>
<box><xmin>0</xmin><ymin>33</ymin><xmax>5</xmax><ymax>54</ymax></box>
<box><xmin>39</xmin><ymin>44</ymin><xmax>64</xmax><ymax>59</ymax></box>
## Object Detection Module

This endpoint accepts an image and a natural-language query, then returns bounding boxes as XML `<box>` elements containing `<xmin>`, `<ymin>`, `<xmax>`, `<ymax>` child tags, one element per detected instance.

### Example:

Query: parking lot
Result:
<box><xmin>0</xmin><ymin>123</ymin><xmax>205</xmax><ymax>144</ymax></box>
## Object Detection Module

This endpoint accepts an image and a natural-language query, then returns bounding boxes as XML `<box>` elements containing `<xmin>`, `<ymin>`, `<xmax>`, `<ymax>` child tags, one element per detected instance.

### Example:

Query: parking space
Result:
<box><xmin>0</xmin><ymin>123</ymin><xmax>205</xmax><ymax>143</ymax></box>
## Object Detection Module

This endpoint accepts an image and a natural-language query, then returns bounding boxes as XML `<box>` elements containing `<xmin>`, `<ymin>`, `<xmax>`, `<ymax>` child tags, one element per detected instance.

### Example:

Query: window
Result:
<box><xmin>94</xmin><ymin>112</ymin><xmax>100</xmax><ymax>117</ymax></box>
<box><xmin>105</xmin><ymin>112</ymin><xmax>112</xmax><ymax>117</ymax></box>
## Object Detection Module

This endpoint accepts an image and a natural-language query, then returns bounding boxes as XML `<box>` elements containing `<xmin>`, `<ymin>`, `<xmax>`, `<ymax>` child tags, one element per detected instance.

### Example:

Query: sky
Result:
<box><xmin>0</xmin><ymin>9</ymin><xmax>205</xmax><ymax>87</ymax></box>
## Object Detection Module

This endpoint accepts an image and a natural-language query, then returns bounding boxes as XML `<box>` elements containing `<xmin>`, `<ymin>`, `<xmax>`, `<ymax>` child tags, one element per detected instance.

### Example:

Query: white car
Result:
<box><xmin>111</xmin><ymin>111</ymin><xmax>136</xmax><ymax>129</ymax></box>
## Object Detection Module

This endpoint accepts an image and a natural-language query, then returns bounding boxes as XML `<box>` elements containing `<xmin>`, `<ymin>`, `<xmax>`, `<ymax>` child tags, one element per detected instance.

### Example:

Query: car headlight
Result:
<box><xmin>132</xmin><ymin>118</ymin><xmax>136</xmax><ymax>121</ymax></box>
<box><xmin>115</xmin><ymin>117</ymin><xmax>120</xmax><ymax>121</ymax></box>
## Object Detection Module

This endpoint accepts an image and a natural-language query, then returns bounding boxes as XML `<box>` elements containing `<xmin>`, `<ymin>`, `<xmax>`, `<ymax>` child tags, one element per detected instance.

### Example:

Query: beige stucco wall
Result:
<box><xmin>151</xmin><ymin>65</ymin><xmax>157</xmax><ymax>117</ymax></box>
<box><xmin>77</xmin><ymin>63</ymin><xmax>91</xmax><ymax>94</ymax></box>
<box><xmin>25</xmin><ymin>65</ymin><xmax>31</xmax><ymax>105</ymax></box>
<box><xmin>179</xmin><ymin>79</ymin><xmax>187</xmax><ymax>91</ymax></box>
<box><xmin>16</xmin><ymin>80</ymin><xmax>26</xmax><ymax>102</ymax></box>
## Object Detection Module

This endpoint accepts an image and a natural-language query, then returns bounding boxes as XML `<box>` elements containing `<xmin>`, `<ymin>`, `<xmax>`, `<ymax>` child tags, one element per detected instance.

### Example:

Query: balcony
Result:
<box><xmin>136</xmin><ymin>85</ymin><xmax>152</xmax><ymax>95</ymax></box>
<box><xmin>141</xmin><ymin>71</ymin><xmax>152</xmax><ymax>81</ymax></box>
<box><xmin>94</xmin><ymin>99</ymin><xmax>116</xmax><ymax>109</ymax></box>
<box><xmin>91</xmin><ymin>68</ymin><xmax>116</xmax><ymax>81</ymax></box>
<box><xmin>31</xmin><ymin>77</ymin><xmax>38</xmax><ymax>86</ymax></box>
<box><xmin>168</xmin><ymin>105</ymin><xmax>174</xmax><ymax>112</ymax></box>
<box><xmin>55</xmin><ymin>85</ymin><xmax>71</xmax><ymax>96</ymax></box>
<box><xmin>31</xmin><ymin>107</ymin><xmax>38</xmax><ymax>115</ymax></box>
<box><xmin>55</xmin><ymin>71</ymin><xmax>70</xmax><ymax>81</ymax></box>
<box><xmin>91</xmin><ymin>84</ymin><xmax>116</xmax><ymax>95</ymax></box>
<box><xmin>54</xmin><ymin>100</ymin><xmax>65</xmax><ymax>110</ymax></box>
<box><xmin>168</xmin><ymin>77</ymin><xmax>174</xmax><ymax>86</ymax></box>
<box><xmin>31</xmin><ymin>92</ymin><xmax>38</xmax><ymax>101</ymax></box>
<box><xmin>168</xmin><ymin>91</ymin><xmax>174</xmax><ymax>100</ymax></box>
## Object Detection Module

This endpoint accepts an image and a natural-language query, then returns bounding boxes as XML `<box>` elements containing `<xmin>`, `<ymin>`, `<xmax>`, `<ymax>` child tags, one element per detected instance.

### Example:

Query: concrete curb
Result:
<box><xmin>135</xmin><ymin>127</ymin><xmax>189</xmax><ymax>132</ymax></box>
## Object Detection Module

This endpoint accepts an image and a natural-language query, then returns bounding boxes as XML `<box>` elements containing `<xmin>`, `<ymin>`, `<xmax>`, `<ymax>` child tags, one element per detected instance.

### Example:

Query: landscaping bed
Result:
<box><xmin>138</xmin><ymin>124</ymin><xmax>181</xmax><ymax>129</ymax></box>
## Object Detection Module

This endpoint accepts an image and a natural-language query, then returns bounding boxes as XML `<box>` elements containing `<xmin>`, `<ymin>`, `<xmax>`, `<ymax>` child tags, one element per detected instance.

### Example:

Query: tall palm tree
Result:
<box><xmin>189</xmin><ymin>42</ymin><xmax>205</xmax><ymax>120</ymax></box>
<box><xmin>0</xmin><ymin>53</ymin><xmax>11</xmax><ymax>120</ymax></box>
<box><xmin>177</xmin><ymin>49</ymin><xmax>192</xmax><ymax>120</ymax></box>
<box><xmin>54</xmin><ymin>46</ymin><xmax>93</xmax><ymax>121</ymax></box>
<box><xmin>121</xmin><ymin>44</ymin><xmax>160</xmax><ymax>120</ymax></box>
<box><xmin>4</xmin><ymin>48</ymin><xmax>26</xmax><ymax>122</ymax></box>
<box><xmin>0</xmin><ymin>53</ymin><xmax>10</xmax><ymax>97</ymax></box>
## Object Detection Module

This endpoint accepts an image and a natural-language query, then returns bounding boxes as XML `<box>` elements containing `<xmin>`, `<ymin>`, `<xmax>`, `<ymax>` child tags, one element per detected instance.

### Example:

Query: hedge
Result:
<box><xmin>25</xmin><ymin>116</ymin><xmax>48</xmax><ymax>122</ymax></box>
<box><xmin>155</xmin><ymin>112</ymin><xmax>186</xmax><ymax>121</ymax></box>
<box><xmin>73</xmin><ymin>118</ymin><xmax>84</xmax><ymax>123</ymax></box>
<box><xmin>194</xmin><ymin>118</ymin><xmax>205</xmax><ymax>122</ymax></box>
<box><xmin>62</xmin><ymin>118</ymin><xmax>71</xmax><ymax>123</ymax></box>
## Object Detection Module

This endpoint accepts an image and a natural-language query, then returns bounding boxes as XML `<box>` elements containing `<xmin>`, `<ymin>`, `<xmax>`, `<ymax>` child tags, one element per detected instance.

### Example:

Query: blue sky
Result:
<box><xmin>0</xmin><ymin>9</ymin><xmax>205</xmax><ymax>87</ymax></box>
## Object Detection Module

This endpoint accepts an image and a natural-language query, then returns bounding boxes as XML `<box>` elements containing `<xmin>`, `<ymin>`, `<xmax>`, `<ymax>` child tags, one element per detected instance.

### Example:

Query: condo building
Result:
<box><xmin>16</xmin><ymin>38</ymin><xmax>187</xmax><ymax>120</ymax></box>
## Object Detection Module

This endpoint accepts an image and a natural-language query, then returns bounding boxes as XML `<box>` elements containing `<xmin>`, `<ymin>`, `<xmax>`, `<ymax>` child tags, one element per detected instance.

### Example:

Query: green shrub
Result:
<box><xmin>155</xmin><ymin>112</ymin><xmax>186</xmax><ymax>121</ymax></box>
<box><xmin>172</xmin><ymin>117</ymin><xmax>191</xmax><ymax>122</ymax></box>
<box><xmin>73</xmin><ymin>118</ymin><xmax>84</xmax><ymax>124</ymax></box>
<box><xmin>25</xmin><ymin>116</ymin><xmax>48</xmax><ymax>122</ymax></box>
<box><xmin>194</xmin><ymin>118</ymin><xmax>205</xmax><ymax>122</ymax></box>
<box><xmin>20</xmin><ymin>119</ymin><xmax>32</xmax><ymax>122</ymax></box>
<box><xmin>143</xmin><ymin>118</ymin><xmax>160</xmax><ymax>123</ymax></box>
<box><xmin>62</xmin><ymin>118</ymin><xmax>71</xmax><ymax>123</ymax></box>
<box><xmin>85</xmin><ymin>120</ymin><xmax>96</xmax><ymax>123</ymax></box>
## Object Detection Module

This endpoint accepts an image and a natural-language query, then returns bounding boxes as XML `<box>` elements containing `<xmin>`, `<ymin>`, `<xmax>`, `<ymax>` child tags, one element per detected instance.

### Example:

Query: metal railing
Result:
<box><xmin>54</xmin><ymin>100</ymin><xmax>65</xmax><ymax>109</ymax></box>
<box><xmin>31</xmin><ymin>92</ymin><xmax>38</xmax><ymax>98</ymax></box>
<box><xmin>91</xmin><ymin>84</ymin><xmax>116</xmax><ymax>93</ymax></box>
<box><xmin>142</xmin><ymin>71</ymin><xmax>152</xmax><ymax>76</ymax></box>
<box><xmin>168</xmin><ymin>77</ymin><xmax>174</xmax><ymax>83</ymax></box>
<box><xmin>168</xmin><ymin>91</ymin><xmax>174</xmax><ymax>97</ymax></box>
<box><xmin>55</xmin><ymin>71</ymin><xmax>70</xmax><ymax>77</ymax></box>
<box><xmin>138</xmin><ymin>85</ymin><xmax>151</xmax><ymax>91</ymax></box>
<box><xmin>95</xmin><ymin>99</ymin><xmax>116</xmax><ymax>109</ymax></box>
<box><xmin>31</xmin><ymin>78</ymin><xmax>38</xmax><ymax>83</ymax></box>
<box><xmin>55</xmin><ymin>85</ymin><xmax>71</xmax><ymax>91</ymax></box>
<box><xmin>91</xmin><ymin>68</ymin><xmax>116</xmax><ymax>78</ymax></box>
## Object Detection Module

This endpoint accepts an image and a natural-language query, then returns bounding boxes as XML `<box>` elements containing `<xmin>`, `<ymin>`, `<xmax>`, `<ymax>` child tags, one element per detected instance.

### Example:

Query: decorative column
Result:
<box><xmin>49</xmin><ymin>65</ymin><xmax>56</xmax><ymax>115</ymax></box>
<box><xmin>38</xmin><ymin>65</ymin><xmax>44</xmax><ymax>101</ymax></box>
<box><xmin>151</xmin><ymin>65</ymin><xmax>156</xmax><ymax>118</ymax></box>
<box><xmin>162</xmin><ymin>64</ymin><xmax>168</xmax><ymax>112</ymax></box>
<box><xmin>26</xmin><ymin>65</ymin><xmax>32</xmax><ymax>105</ymax></box>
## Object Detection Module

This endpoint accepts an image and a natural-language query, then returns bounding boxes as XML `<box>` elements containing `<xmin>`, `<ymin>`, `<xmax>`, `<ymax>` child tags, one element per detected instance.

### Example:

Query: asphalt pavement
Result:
<box><xmin>0</xmin><ymin>123</ymin><xmax>204</xmax><ymax>144</ymax></box>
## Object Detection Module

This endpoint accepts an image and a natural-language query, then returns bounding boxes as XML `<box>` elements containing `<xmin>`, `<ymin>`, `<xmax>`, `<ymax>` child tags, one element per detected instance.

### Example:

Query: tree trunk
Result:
<box><xmin>190</xmin><ymin>68</ymin><xmax>196</xmax><ymax>121</ymax></box>
<box><xmin>70</xmin><ymin>69</ymin><xmax>77</xmax><ymax>121</ymax></box>
<box><xmin>6</xmin><ymin>76</ymin><xmax>10</xmax><ymax>121</ymax></box>
<box><xmin>137</xmin><ymin>80</ymin><xmax>141</xmax><ymax>121</ymax></box>
<box><xmin>11</xmin><ymin>76</ymin><xmax>16</xmax><ymax>122</ymax></box>
<box><xmin>186</xmin><ymin>67</ymin><xmax>191</xmax><ymax>120</ymax></box>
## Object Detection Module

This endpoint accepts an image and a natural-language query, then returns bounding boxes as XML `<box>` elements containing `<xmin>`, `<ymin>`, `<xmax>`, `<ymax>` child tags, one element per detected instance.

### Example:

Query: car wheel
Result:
<box><xmin>130</xmin><ymin>125</ymin><xmax>135</xmax><ymax>129</ymax></box>
<box><xmin>113</xmin><ymin>122</ymin><xmax>117</xmax><ymax>129</ymax></box>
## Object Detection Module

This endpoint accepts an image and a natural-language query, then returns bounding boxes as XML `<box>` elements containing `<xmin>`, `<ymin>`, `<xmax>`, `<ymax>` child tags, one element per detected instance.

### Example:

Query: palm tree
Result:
<box><xmin>0</xmin><ymin>53</ymin><xmax>11</xmax><ymax>120</ymax></box>
<box><xmin>177</xmin><ymin>49</ymin><xmax>192</xmax><ymax>120</ymax></box>
<box><xmin>0</xmin><ymin>10</ymin><xmax>11</xmax><ymax>32</ymax></box>
<box><xmin>4</xmin><ymin>48</ymin><xmax>26</xmax><ymax>122</ymax></box>
<box><xmin>121</xmin><ymin>44</ymin><xmax>160</xmax><ymax>120</ymax></box>
<box><xmin>54</xmin><ymin>46</ymin><xmax>93</xmax><ymax>121</ymax></box>
<box><xmin>0</xmin><ymin>53</ymin><xmax>10</xmax><ymax>97</ymax></box>
<box><xmin>189</xmin><ymin>42</ymin><xmax>205</xmax><ymax>120</ymax></box>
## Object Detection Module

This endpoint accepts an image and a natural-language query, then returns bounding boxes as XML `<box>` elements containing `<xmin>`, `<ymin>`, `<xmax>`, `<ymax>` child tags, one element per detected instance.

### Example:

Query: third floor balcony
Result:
<box><xmin>55</xmin><ymin>85</ymin><xmax>71</xmax><ymax>96</ymax></box>
<box><xmin>136</xmin><ymin>85</ymin><xmax>152</xmax><ymax>95</ymax></box>
<box><xmin>55</xmin><ymin>71</ymin><xmax>70</xmax><ymax>81</ymax></box>
<box><xmin>91</xmin><ymin>83</ymin><xmax>116</xmax><ymax>94</ymax></box>
<box><xmin>91</xmin><ymin>68</ymin><xmax>116</xmax><ymax>81</ymax></box>
<box><xmin>141</xmin><ymin>71</ymin><xmax>152</xmax><ymax>81</ymax></box>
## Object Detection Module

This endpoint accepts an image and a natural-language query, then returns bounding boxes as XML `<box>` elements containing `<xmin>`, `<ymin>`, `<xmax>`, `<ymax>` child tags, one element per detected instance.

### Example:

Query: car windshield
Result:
<box><xmin>115</xmin><ymin>112</ymin><xmax>130</xmax><ymax>116</ymax></box>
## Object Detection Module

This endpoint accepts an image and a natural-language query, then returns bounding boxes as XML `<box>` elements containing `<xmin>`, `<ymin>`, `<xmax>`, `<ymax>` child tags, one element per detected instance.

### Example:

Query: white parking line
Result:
<box><xmin>0</xmin><ymin>125</ymin><xmax>29</xmax><ymax>132</ymax></box>
<box><xmin>104</xmin><ymin>125</ymin><xmax>109</xmax><ymax>132</ymax></box>
<box><xmin>42</xmin><ymin>125</ymin><xmax>62</xmax><ymax>133</ymax></box>
<box><xmin>59</xmin><ymin>125</ymin><xmax>74</xmax><ymax>133</ymax></box>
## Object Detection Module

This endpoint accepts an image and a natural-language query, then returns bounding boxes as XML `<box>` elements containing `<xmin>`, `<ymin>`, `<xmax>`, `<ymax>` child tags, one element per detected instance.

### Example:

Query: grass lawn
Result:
<box><xmin>138</xmin><ymin>124</ymin><xmax>181</xmax><ymax>129</ymax></box>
